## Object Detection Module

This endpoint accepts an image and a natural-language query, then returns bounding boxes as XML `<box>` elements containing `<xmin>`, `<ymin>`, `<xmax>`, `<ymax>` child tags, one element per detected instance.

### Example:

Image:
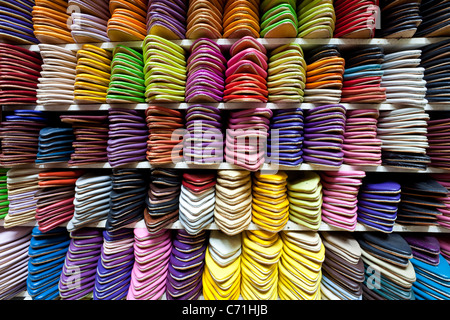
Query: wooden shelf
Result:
<box><xmin>17</xmin><ymin>37</ymin><xmax>450</xmax><ymax>52</ymax></box>
<box><xmin>6</xmin><ymin>161</ymin><xmax>448</xmax><ymax>174</ymax></box>
<box><xmin>3</xmin><ymin>102</ymin><xmax>450</xmax><ymax>112</ymax></box>
<box><xmin>3</xmin><ymin>219</ymin><xmax>448</xmax><ymax>234</ymax></box>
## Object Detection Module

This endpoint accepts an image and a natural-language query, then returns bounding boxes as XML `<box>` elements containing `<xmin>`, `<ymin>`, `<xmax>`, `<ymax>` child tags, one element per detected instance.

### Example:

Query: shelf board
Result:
<box><xmin>2</xmin><ymin>219</ymin><xmax>448</xmax><ymax>234</ymax></box>
<box><xmin>2</xmin><ymin>102</ymin><xmax>450</xmax><ymax>112</ymax></box>
<box><xmin>10</xmin><ymin>162</ymin><xmax>448</xmax><ymax>174</ymax></box>
<box><xmin>18</xmin><ymin>37</ymin><xmax>450</xmax><ymax>52</ymax></box>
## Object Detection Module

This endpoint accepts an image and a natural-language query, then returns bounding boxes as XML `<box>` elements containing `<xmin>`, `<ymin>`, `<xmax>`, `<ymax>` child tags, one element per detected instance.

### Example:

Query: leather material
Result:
<box><xmin>269</xmin><ymin>108</ymin><xmax>304</xmax><ymax>167</ymax></box>
<box><xmin>279</xmin><ymin>231</ymin><xmax>324</xmax><ymax>300</ymax></box>
<box><xmin>183</xmin><ymin>103</ymin><xmax>223</xmax><ymax>164</ymax></box>
<box><xmin>144</xmin><ymin>168</ymin><xmax>181</xmax><ymax>233</ymax></box>
<box><xmin>58</xmin><ymin>228</ymin><xmax>103</xmax><ymax>300</ymax></box>
<box><xmin>145</xmin><ymin>105</ymin><xmax>184</xmax><ymax>165</ymax></box>
<box><xmin>225</xmin><ymin>108</ymin><xmax>271</xmax><ymax>171</ymax></box>
<box><xmin>35</xmin><ymin>170</ymin><xmax>83</xmax><ymax>233</ymax></box>
<box><xmin>267</xmin><ymin>44</ymin><xmax>305</xmax><ymax>102</ymax></box>
<box><xmin>0</xmin><ymin>226</ymin><xmax>32</xmax><ymax>300</ymax></box>
<box><xmin>127</xmin><ymin>228</ymin><xmax>172</xmax><ymax>300</ymax></box>
<box><xmin>303</xmin><ymin>105</ymin><xmax>346</xmax><ymax>168</ymax></box>
<box><xmin>27</xmin><ymin>227</ymin><xmax>70</xmax><ymax>300</ymax></box>
<box><xmin>397</xmin><ymin>177</ymin><xmax>448</xmax><ymax>226</ymax></box>
<box><xmin>241</xmin><ymin>230</ymin><xmax>282</xmax><ymax>300</ymax></box>
<box><xmin>287</xmin><ymin>172</ymin><xmax>322</xmax><ymax>230</ymax></box>
<box><xmin>106</xmin><ymin>169</ymin><xmax>146</xmax><ymax>232</ymax></box>
<box><xmin>320</xmin><ymin>171</ymin><xmax>365</xmax><ymax>231</ymax></box>
<box><xmin>377</xmin><ymin>108</ymin><xmax>430</xmax><ymax>170</ymax></box>
<box><xmin>67</xmin><ymin>173</ymin><xmax>112</xmax><ymax>233</ymax></box>
<box><xmin>186</xmin><ymin>39</ymin><xmax>225</xmax><ymax>102</ymax></box>
<box><xmin>224</xmin><ymin>37</ymin><xmax>267</xmax><ymax>102</ymax></box>
<box><xmin>166</xmin><ymin>230</ymin><xmax>206</xmax><ymax>300</ymax></box>
<box><xmin>0</xmin><ymin>110</ymin><xmax>48</xmax><ymax>166</ymax></box>
<box><xmin>143</xmin><ymin>35</ymin><xmax>186</xmax><ymax>103</ymax></box>
<box><xmin>4</xmin><ymin>168</ymin><xmax>40</xmax><ymax>228</ymax></box>
<box><xmin>357</xmin><ymin>180</ymin><xmax>401</xmax><ymax>233</ymax></box>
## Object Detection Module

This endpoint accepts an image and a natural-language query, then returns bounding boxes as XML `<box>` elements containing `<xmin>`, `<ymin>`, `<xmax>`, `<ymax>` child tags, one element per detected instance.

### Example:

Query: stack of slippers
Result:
<box><xmin>35</xmin><ymin>170</ymin><xmax>83</xmax><ymax>233</ymax></box>
<box><xmin>377</xmin><ymin>108</ymin><xmax>431</xmax><ymax>171</ymax></box>
<box><xmin>377</xmin><ymin>0</ymin><xmax>422</xmax><ymax>38</ymax></box>
<box><xmin>31</xmin><ymin>0</ymin><xmax>74</xmax><ymax>44</ymax></box>
<box><xmin>438</xmin><ymin>236</ymin><xmax>450</xmax><ymax>264</ymax></box>
<box><xmin>224</xmin><ymin>36</ymin><xmax>268</xmax><ymax>103</ymax></box>
<box><xmin>437</xmin><ymin>235</ymin><xmax>450</xmax><ymax>263</ymax></box>
<box><xmin>260</xmin><ymin>0</ymin><xmax>298</xmax><ymax>38</ymax></box>
<box><xmin>222</xmin><ymin>0</ymin><xmax>260</xmax><ymax>38</ymax></box>
<box><xmin>146</xmin><ymin>0</ymin><xmax>187</xmax><ymax>40</ymax></box>
<box><xmin>178</xmin><ymin>172</ymin><xmax>216</xmax><ymax>236</ymax></box>
<box><xmin>36</xmin><ymin>127</ymin><xmax>74</xmax><ymax>164</ymax></box>
<box><xmin>333</xmin><ymin>0</ymin><xmax>377</xmax><ymax>38</ymax></box>
<box><xmin>278</xmin><ymin>231</ymin><xmax>325</xmax><ymax>300</ymax></box>
<box><xmin>59</xmin><ymin>228</ymin><xmax>103</xmax><ymax>300</ymax></box>
<box><xmin>144</xmin><ymin>168</ymin><xmax>181</xmax><ymax>233</ymax></box>
<box><xmin>320</xmin><ymin>232</ymin><xmax>365</xmax><ymax>300</ymax></box>
<box><xmin>93</xmin><ymin>229</ymin><xmax>135</xmax><ymax>300</ymax></box>
<box><xmin>268</xmin><ymin>108</ymin><xmax>304</xmax><ymax>167</ymax></box>
<box><xmin>0</xmin><ymin>44</ymin><xmax>42</xmax><ymax>106</ymax></box>
<box><xmin>36</xmin><ymin>44</ymin><xmax>77</xmax><ymax>106</ymax></box>
<box><xmin>397</xmin><ymin>177</ymin><xmax>448</xmax><ymax>227</ymax></box>
<box><xmin>406</xmin><ymin>235</ymin><xmax>450</xmax><ymax>300</ymax></box>
<box><xmin>202</xmin><ymin>230</ymin><xmax>241</xmax><ymax>300</ymax></box>
<box><xmin>185</xmin><ymin>38</ymin><xmax>226</xmax><ymax>103</ymax></box>
<box><xmin>343</xmin><ymin>109</ymin><xmax>382</xmax><ymax>166</ymax></box>
<box><xmin>380</xmin><ymin>49</ymin><xmax>428</xmax><ymax>107</ymax></box>
<box><xmin>186</xmin><ymin>0</ymin><xmax>223</xmax><ymax>39</ymax></box>
<box><xmin>107</xmin><ymin>0</ymin><xmax>147</xmax><ymax>41</ymax></box>
<box><xmin>60</xmin><ymin>114</ymin><xmax>109</xmax><ymax>166</ymax></box>
<box><xmin>267</xmin><ymin>43</ymin><xmax>306</xmax><ymax>103</ymax></box>
<box><xmin>27</xmin><ymin>227</ymin><xmax>71</xmax><ymax>300</ymax></box>
<box><xmin>0</xmin><ymin>227</ymin><xmax>32</xmax><ymax>300</ymax></box>
<box><xmin>404</xmin><ymin>234</ymin><xmax>441</xmax><ymax>267</ymax></box>
<box><xmin>319</xmin><ymin>170</ymin><xmax>366</xmax><ymax>231</ymax></box>
<box><xmin>68</xmin><ymin>0</ymin><xmax>110</xmax><ymax>43</ymax></box>
<box><xmin>67</xmin><ymin>172</ymin><xmax>112</xmax><ymax>233</ymax></box>
<box><xmin>356</xmin><ymin>232</ymin><xmax>416</xmax><ymax>300</ymax></box>
<box><xmin>357</xmin><ymin>179</ymin><xmax>402</xmax><ymax>233</ymax></box>
<box><xmin>183</xmin><ymin>104</ymin><xmax>223</xmax><ymax>165</ymax></box>
<box><xmin>107</xmin><ymin>109</ymin><xmax>147</xmax><ymax>168</ymax></box>
<box><xmin>107</xmin><ymin>45</ymin><xmax>145</xmax><ymax>104</ymax></box>
<box><xmin>427</xmin><ymin>114</ymin><xmax>450</xmax><ymax>170</ymax></box>
<box><xmin>303</xmin><ymin>46</ymin><xmax>344</xmax><ymax>104</ymax></box>
<box><xmin>145</xmin><ymin>106</ymin><xmax>184</xmax><ymax>165</ymax></box>
<box><xmin>214</xmin><ymin>170</ymin><xmax>252</xmax><ymax>236</ymax></box>
<box><xmin>106</xmin><ymin>169</ymin><xmax>147</xmax><ymax>232</ymax></box>
<box><xmin>74</xmin><ymin>44</ymin><xmax>112</xmax><ymax>104</ymax></box>
<box><xmin>416</xmin><ymin>0</ymin><xmax>450</xmax><ymax>37</ymax></box>
<box><xmin>251</xmin><ymin>171</ymin><xmax>290</xmax><ymax>233</ymax></box>
<box><xmin>127</xmin><ymin>228</ymin><xmax>172</xmax><ymax>300</ymax></box>
<box><xmin>0</xmin><ymin>0</ymin><xmax>38</xmax><ymax>44</ymax></box>
<box><xmin>297</xmin><ymin>0</ymin><xmax>335</xmax><ymax>38</ymax></box>
<box><xmin>430</xmin><ymin>173</ymin><xmax>450</xmax><ymax>229</ymax></box>
<box><xmin>4</xmin><ymin>168</ymin><xmax>40</xmax><ymax>228</ymax></box>
<box><xmin>0</xmin><ymin>109</ymin><xmax>48</xmax><ymax>166</ymax></box>
<box><xmin>420</xmin><ymin>39</ymin><xmax>450</xmax><ymax>104</ymax></box>
<box><xmin>240</xmin><ymin>230</ymin><xmax>282</xmax><ymax>300</ymax></box>
<box><xmin>143</xmin><ymin>35</ymin><xmax>186</xmax><ymax>103</ymax></box>
<box><xmin>303</xmin><ymin>104</ymin><xmax>346</xmax><ymax>169</ymax></box>
<box><xmin>286</xmin><ymin>172</ymin><xmax>323</xmax><ymax>230</ymax></box>
<box><xmin>0</xmin><ymin>169</ymin><xmax>8</xmax><ymax>219</ymax></box>
<box><xmin>341</xmin><ymin>47</ymin><xmax>386</xmax><ymax>104</ymax></box>
<box><xmin>225</xmin><ymin>108</ymin><xmax>272</xmax><ymax>171</ymax></box>
<box><xmin>166</xmin><ymin>229</ymin><xmax>207</xmax><ymax>300</ymax></box>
